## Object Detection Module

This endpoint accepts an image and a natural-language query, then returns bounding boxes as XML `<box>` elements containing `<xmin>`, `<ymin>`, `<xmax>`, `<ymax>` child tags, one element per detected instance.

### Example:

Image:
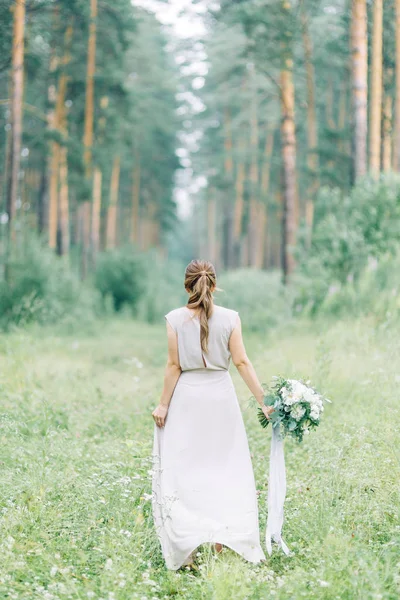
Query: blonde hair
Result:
<box><xmin>184</xmin><ymin>259</ymin><xmax>217</xmax><ymax>354</ymax></box>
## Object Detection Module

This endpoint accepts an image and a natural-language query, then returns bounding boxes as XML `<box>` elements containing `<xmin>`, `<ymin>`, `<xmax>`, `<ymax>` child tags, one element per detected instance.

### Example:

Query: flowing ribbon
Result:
<box><xmin>265</xmin><ymin>423</ymin><xmax>290</xmax><ymax>556</ymax></box>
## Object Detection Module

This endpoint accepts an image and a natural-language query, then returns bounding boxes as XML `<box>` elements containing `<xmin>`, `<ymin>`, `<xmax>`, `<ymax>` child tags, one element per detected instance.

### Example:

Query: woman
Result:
<box><xmin>151</xmin><ymin>259</ymin><xmax>274</xmax><ymax>570</ymax></box>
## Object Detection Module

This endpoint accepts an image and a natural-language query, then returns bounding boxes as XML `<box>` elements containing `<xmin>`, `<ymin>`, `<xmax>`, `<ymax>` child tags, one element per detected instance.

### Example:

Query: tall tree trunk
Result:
<box><xmin>280</xmin><ymin>15</ymin><xmax>298</xmax><ymax>283</ymax></box>
<box><xmin>51</xmin><ymin>22</ymin><xmax>73</xmax><ymax>252</ymax></box>
<box><xmin>58</xmin><ymin>146</ymin><xmax>70</xmax><ymax>255</ymax></box>
<box><xmin>47</xmin><ymin>7</ymin><xmax>60</xmax><ymax>249</ymax></box>
<box><xmin>41</xmin><ymin>10</ymin><xmax>59</xmax><ymax>240</ymax></box>
<box><xmin>394</xmin><ymin>0</ymin><xmax>400</xmax><ymax>170</ymax></box>
<box><xmin>131</xmin><ymin>148</ymin><xmax>141</xmax><ymax>244</ymax></box>
<box><xmin>257</xmin><ymin>130</ymin><xmax>274</xmax><ymax>269</ymax></box>
<box><xmin>207</xmin><ymin>187</ymin><xmax>217</xmax><ymax>266</ymax></box>
<box><xmin>351</xmin><ymin>0</ymin><xmax>368</xmax><ymax>180</ymax></box>
<box><xmin>148</xmin><ymin>201</ymin><xmax>158</xmax><ymax>248</ymax></box>
<box><xmin>3</xmin><ymin>79</ymin><xmax>13</xmax><ymax>232</ymax></box>
<box><xmin>223</xmin><ymin>107</ymin><xmax>234</xmax><ymax>269</ymax></box>
<box><xmin>91</xmin><ymin>167</ymin><xmax>102</xmax><ymax>255</ymax></box>
<box><xmin>7</xmin><ymin>0</ymin><xmax>26</xmax><ymax>247</ymax></box>
<box><xmin>338</xmin><ymin>82</ymin><xmax>348</xmax><ymax>155</ymax></box>
<box><xmin>233</xmin><ymin>131</ymin><xmax>246</xmax><ymax>266</ymax></box>
<box><xmin>105</xmin><ymin>156</ymin><xmax>121</xmax><ymax>250</ymax></box>
<box><xmin>382</xmin><ymin>93</ymin><xmax>393</xmax><ymax>171</ymax></box>
<box><xmin>248</xmin><ymin>68</ymin><xmax>259</xmax><ymax>267</ymax></box>
<box><xmin>369</xmin><ymin>0</ymin><xmax>383</xmax><ymax>177</ymax></box>
<box><xmin>82</xmin><ymin>0</ymin><xmax>97</xmax><ymax>275</ymax></box>
<box><xmin>326</xmin><ymin>76</ymin><xmax>336</xmax><ymax>129</ymax></box>
<box><xmin>90</xmin><ymin>97</ymin><xmax>108</xmax><ymax>262</ymax></box>
<box><xmin>302</xmin><ymin>12</ymin><xmax>319</xmax><ymax>238</ymax></box>
<box><xmin>48</xmin><ymin>142</ymin><xmax>59</xmax><ymax>249</ymax></box>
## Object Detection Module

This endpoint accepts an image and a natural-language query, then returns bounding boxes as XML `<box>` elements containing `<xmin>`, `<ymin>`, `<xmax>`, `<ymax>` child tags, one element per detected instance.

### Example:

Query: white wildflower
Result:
<box><xmin>119</xmin><ymin>529</ymin><xmax>132</xmax><ymax>538</ymax></box>
<box><xmin>118</xmin><ymin>476</ymin><xmax>131</xmax><ymax>486</ymax></box>
<box><xmin>104</xmin><ymin>558</ymin><xmax>113</xmax><ymax>570</ymax></box>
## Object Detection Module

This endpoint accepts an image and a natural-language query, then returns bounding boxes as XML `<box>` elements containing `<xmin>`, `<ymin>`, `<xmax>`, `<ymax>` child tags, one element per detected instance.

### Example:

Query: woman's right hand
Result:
<box><xmin>261</xmin><ymin>405</ymin><xmax>274</xmax><ymax>421</ymax></box>
<box><xmin>152</xmin><ymin>404</ymin><xmax>168</xmax><ymax>428</ymax></box>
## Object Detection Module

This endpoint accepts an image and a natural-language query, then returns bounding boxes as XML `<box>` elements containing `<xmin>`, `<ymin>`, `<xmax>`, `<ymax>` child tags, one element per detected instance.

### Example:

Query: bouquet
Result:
<box><xmin>258</xmin><ymin>377</ymin><xmax>331</xmax><ymax>442</ymax></box>
<box><xmin>257</xmin><ymin>377</ymin><xmax>331</xmax><ymax>556</ymax></box>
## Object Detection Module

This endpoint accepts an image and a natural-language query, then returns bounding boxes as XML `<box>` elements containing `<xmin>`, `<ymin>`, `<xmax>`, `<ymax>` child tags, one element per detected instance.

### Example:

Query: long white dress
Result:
<box><xmin>152</xmin><ymin>304</ymin><xmax>266</xmax><ymax>570</ymax></box>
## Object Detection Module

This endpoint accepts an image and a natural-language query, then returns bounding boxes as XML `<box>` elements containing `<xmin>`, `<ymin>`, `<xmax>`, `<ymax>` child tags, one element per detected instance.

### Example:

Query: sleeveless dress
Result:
<box><xmin>152</xmin><ymin>304</ymin><xmax>266</xmax><ymax>570</ymax></box>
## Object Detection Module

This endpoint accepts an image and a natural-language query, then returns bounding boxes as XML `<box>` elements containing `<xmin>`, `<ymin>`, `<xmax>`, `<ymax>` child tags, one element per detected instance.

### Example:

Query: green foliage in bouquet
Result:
<box><xmin>257</xmin><ymin>377</ymin><xmax>330</xmax><ymax>443</ymax></box>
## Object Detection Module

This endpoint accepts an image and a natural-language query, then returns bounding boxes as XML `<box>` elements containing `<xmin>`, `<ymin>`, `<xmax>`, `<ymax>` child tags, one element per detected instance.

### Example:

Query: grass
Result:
<box><xmin>0</xmin><ymin>315</ymin><xmax>399</xmax><ymax>599</ymax></box>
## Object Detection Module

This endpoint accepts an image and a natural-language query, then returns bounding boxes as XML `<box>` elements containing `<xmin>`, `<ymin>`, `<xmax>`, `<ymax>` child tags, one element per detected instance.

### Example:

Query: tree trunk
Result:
<box><xmin>258</xmin><ymin>130</ymin><xmax>274</xmax><ymax>269</ymax></box>
<box><xmin>50</xmin><ymin>22</ymin><xmax>73</xmax><ymax>251</ymax></box>
<box><xmin>91</xmin><ymin>167</ymin><xmax>102</xmax><ymax>255</ymax></box>
<box><xmin>382</xmin><ymin>94</ymin><xmax>392</xmax><ymax>171</ymax></box>
<box><xmin>7</xmin><ymin>0</ymin><xmax>26</xmax><ymax>246</ymax></box>
<box><xmin>82</xmin><ymin>0</ymin><xmax>97</xmax><ymax>275</ymax></box>
<box><xmin>280</xmin><ymin>34</ymin><xmax>298</xmax><ymax>282</ymax></box>
<box><xmin>37</xmin><ymin>166</ymin><xmax>48</xmax><ymax>235</ymax></box>
<box><xmin>223</xmin><ymin>107</ymin><xmax>234</xmax><ymax>269</ymax></box>
<box><xmin>207</xmin><ymin>187</ymin><xmax>217</xmax><ymax>266</ymax></box>
<box><xmin>105</xmin><ymin>156</ymin><xmax>121</xmax><ymax>250</ymax></box>
<box><xmin>326</xmin><ymin>76</ymin><xmax>336</xmax><ymax>130</ymax></box>
<box><xmin>369</xmin><ymin>0</ymin><xmax>383</xmax><ymax>177</ymax></box>
<box><xmin>248</xmin><ymin>68</ymin><xmax>259</xmax><ymax>267</ymax></box>
<box><xmin>233</xmin><ymin>131</ymin><xmax>246</xmax><ymax>266</ymax></box>
<box><xmin>131</xmin><ymin>149</ymin><xmax>141</xmax><ymax>244</ymax></box>
<box><xmin>90</xmin><ymin>96</ymin><xmax>108</xmax><ymax>261</ymax></box>
<box><xmin>148</xmin><ymin>201</ymin><xmax>158</xmax><ymax>248</ymax></box>
<box><xmin>394</xmin><ymin>0</ymin><xmax>400</xmax><ymax>170</ymax></box>
<box><xmin>338</xmin><ymin>82</ymin><xmax>348</xmax><ymax>155</ymax></box>
<box><xmin>302</xmin><ymin>12</ymin><xmax>319</xmax><ymax>237</ymax></box>
<box><xmin>48</xmin><ymin>140</ymin><xmax>59</xmax><ymax>249</ymax></box>
<box><xmin>351</xmin><ymin>0</ymin><xmax>368</xmax><ymax>180</ymax></box>
<box><xmin>41</xmin><ymin>9</ymin><xmax>59</xmax><ymax>241</ymax></box>
<box><xmin>3</xmin><ymin>78</ymin><xmax>13</xmax><ymax>234</ymax></box>
<box><xmin>58</xmin><ymin>146</ymin><xmax>70</xmax><ymax>256</ymax></box>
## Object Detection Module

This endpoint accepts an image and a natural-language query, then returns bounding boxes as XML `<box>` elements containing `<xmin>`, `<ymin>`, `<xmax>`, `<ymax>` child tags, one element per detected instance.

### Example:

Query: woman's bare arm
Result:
<box><xmin>152</xmin><ymin>322</ymin><xmax>181</xmax><ymax>428</ymax></box>
<box><xmin>229</xmin><ymin>316</ymin><xmax>274</xmax><ymax>418</ymax></box>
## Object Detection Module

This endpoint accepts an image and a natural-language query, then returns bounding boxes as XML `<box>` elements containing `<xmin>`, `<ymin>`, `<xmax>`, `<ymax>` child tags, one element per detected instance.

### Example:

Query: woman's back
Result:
<box><xmin>165</xmin><ymin>304</ymin><xmax>239</xmax><ymax>372</ymax></box>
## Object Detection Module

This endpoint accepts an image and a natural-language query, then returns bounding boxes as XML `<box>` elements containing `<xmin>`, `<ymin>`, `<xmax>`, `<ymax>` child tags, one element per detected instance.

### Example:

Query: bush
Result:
<box><xmin>0</xmin><ymin>237</ymin><xmax>100</xmax><ymax>330</ymax></box>
<box><xmin>215</xmin><ymin>268</ymin><xmax>293</xmax><ymax>332</ymax></box>
<box><xmin>313</xmin><ymin>253</ymin><xmax>400</xmax><ymax>321</ymax></box>
<box><xmin>296</xmin><ymin>175</ymin><xmax>400</xmax><ymax>313</ymax></box>
<box><xmin>136</xmin><ymin>252</ymin><xmax>187</xmax><ymax>324</ymax></box>
<box><xmin>94</xmin><ymin>247</ymin><xmax>146</xmax><ymax>312</ymax></box>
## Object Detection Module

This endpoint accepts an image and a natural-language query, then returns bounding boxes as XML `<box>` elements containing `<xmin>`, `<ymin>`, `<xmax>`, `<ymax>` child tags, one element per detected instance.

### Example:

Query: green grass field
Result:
<box><xmin>1</xmin><ymin>316</ymin><xmax>399</xmax><ymax>599</ymax></box>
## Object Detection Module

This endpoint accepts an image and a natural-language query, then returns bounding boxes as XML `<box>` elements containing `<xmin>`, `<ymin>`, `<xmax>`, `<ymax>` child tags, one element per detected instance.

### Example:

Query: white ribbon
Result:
<box><xmin>265</xmin><ymin>423</ymin><xmax>290</xmax><ymax>556</ymax></box>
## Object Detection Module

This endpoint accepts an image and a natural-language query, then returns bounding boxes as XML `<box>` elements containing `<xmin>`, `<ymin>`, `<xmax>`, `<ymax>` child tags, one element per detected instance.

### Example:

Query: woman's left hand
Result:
<box><xmin>262</xmin><ymin>405</ymin><xmax>274</xmax><ymax>421</ymax></box>
<box><xmin>152</xmin><ymin>404</ymin><xmax>168</xmax><ymax>428</ymax></box>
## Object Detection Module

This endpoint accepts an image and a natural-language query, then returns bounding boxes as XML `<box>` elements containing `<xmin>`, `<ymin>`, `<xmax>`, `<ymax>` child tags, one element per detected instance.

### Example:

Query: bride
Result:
<box><xmin>151</xmin><ymin>259</ymin><xmax>274</xmax><ymax>570</ymax></box>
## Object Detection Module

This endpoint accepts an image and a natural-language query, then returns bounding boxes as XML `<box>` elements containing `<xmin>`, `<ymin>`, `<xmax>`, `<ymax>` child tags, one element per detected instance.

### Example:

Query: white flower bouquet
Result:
<box><xmin>258</xmin><ymin>377</ymin><xmax>331</xmax><ymax>443</ymax></box>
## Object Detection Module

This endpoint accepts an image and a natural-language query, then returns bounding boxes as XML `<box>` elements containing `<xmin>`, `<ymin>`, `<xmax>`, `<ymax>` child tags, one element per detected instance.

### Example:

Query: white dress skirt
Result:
<box><xmin>152</xmin><ymin>305</ymin><xmax>266</xmax><ymax>570</ymax></box>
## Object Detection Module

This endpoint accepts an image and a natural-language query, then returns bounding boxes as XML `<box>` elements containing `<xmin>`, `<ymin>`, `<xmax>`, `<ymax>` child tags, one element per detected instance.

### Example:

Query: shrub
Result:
<box><xmin>136</xmin><ymin>252</ymin><xmax>186</xmax><ymax>324</ymax></box>
<box><xmin>94</xmin><ymin>247</ymin><xmax>145</xmax><ymax>312</ymax></box>
<box><xmin>0</xmin><ymin>236</ymin><xmax>100</xmax><ymax>329</ymax></box>
<box><xmin>296</xmin><ymin>175</ymin><xmax>400</xmax><ymax>312</ymax></box>
<box><xmin>215</xmin><ymin>268</ymin><xmax>293</xmax><ymax>332</ymax></box>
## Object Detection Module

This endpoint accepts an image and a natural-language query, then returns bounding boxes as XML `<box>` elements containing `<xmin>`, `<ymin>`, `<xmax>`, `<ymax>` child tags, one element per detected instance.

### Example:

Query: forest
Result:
<box><xmin>1</xmin><ymin>0</ymin><xmax>400</xmax><ymax>326</ymax></box>
<box><xmin>1</xmin><ymin>0</ymin><xmax>400</xmax><ymax>323</ymax></box>
<box><xmin>1</xmin><ymin>0</ymin><xmax>400</xmax><ymax>598</ymax></box>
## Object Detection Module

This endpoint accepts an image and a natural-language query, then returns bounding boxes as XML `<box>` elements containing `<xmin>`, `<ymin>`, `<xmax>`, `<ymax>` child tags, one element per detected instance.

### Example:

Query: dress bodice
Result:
<box><xmin>165</xmin><ymin>304</ymin><xmax>239</xmax><ymax>372</ymax></box>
